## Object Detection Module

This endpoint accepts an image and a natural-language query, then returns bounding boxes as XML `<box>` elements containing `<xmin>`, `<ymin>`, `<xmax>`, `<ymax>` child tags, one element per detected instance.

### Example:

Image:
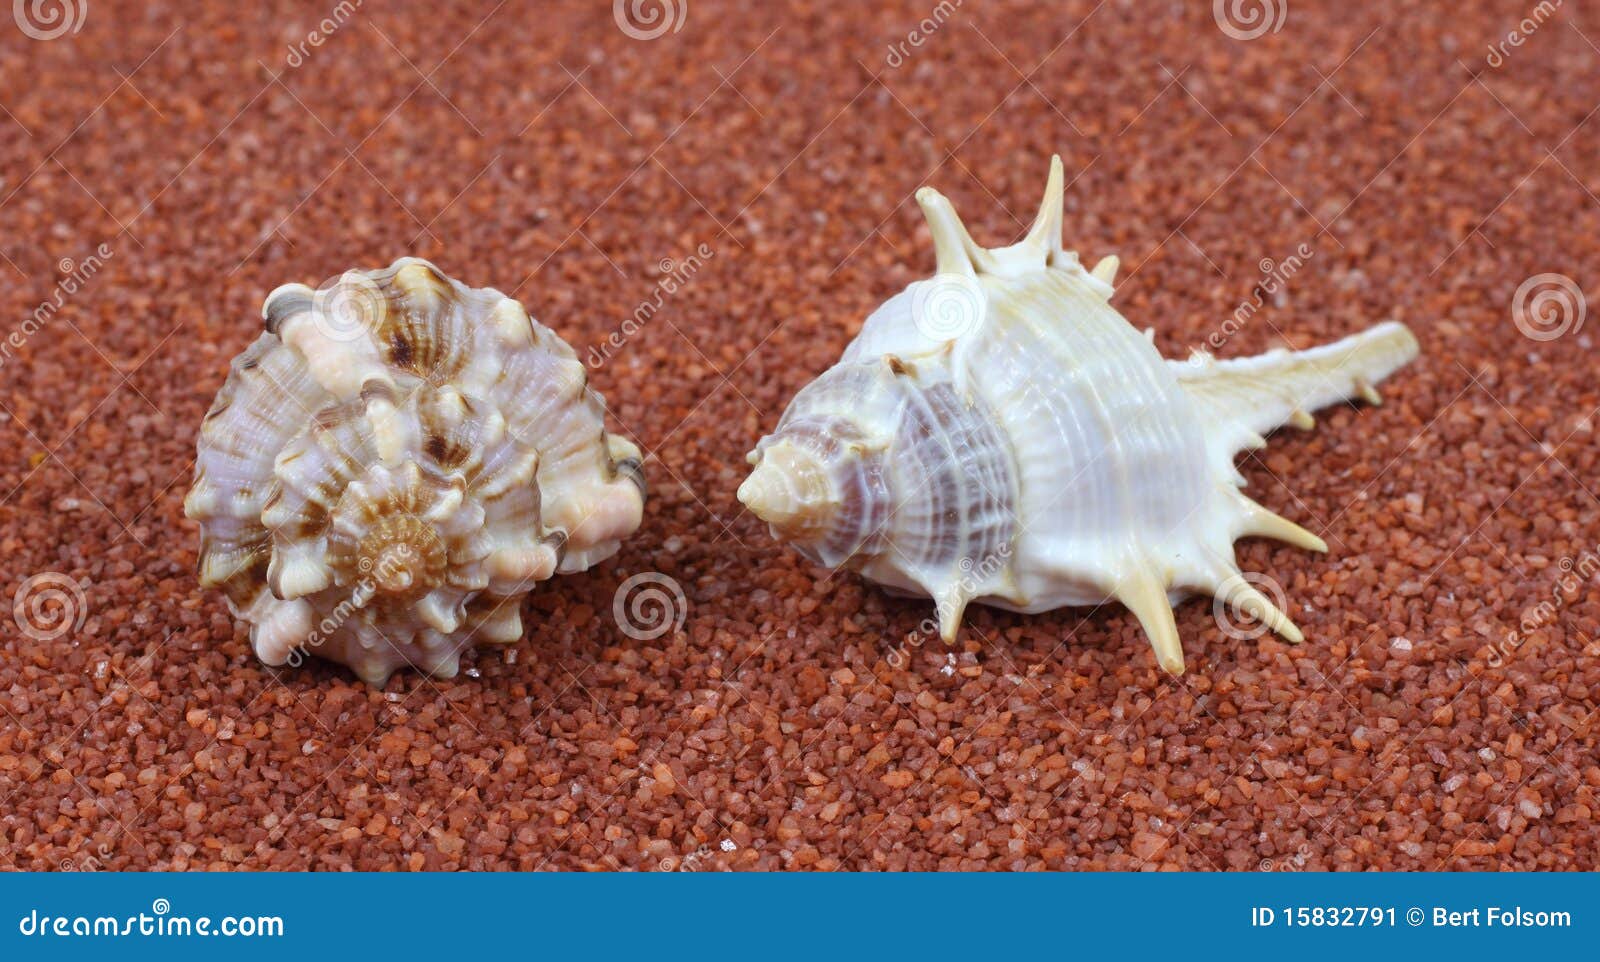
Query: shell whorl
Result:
<box><xmin>743</xmin><ymin>157</ymin><xmax>1420</xmax><ymax>674</ymax></box>
<box><xmin>740</xmin><ymin>354</ymin><xmax>1019</xmax><ymax>638</ymax></box>
<box><xmin>185</xmin><ymin>257</ymin><xmax>644</xmax><ymax>685</ymax></box>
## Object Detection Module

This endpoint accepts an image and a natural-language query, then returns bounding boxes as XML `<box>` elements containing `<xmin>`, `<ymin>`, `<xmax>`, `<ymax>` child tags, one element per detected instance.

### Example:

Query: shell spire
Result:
<box><xmin>742</xmin><ymin>158</ymin><xmax>1420</xmax><ymax>675</ymax></box>
<box><xmin>736</xmin><ymin>438</ymin><xmax>836</xmax><ymax>539</ymax></box>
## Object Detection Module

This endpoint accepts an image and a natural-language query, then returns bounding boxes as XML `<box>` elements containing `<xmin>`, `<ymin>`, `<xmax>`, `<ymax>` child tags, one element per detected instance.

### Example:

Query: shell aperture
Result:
<box><xmin>185</xmin><ymin>258</ymin><xmax>645</xmax><ymax>685</ymax></box>
<box><xmin>739</xmin><ymin>157</ymin><xmax>1420</xmax><ymax>674</ymax></box>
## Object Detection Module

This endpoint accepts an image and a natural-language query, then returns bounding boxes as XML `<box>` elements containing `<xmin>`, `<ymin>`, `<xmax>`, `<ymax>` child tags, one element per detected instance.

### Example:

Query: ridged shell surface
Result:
<box><xmin>739</xmin><ymin>158</ymin><xmax>1420</xmax><ymax>674</ymax></box>
<box><xmin>185</xmin><ymin>258</ymin><xmax>645</xmax><ymax>684</ymax></box>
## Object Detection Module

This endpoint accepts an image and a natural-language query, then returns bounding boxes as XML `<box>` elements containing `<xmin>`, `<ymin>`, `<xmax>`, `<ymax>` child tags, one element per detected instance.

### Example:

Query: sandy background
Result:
<box><xmin>1</xmin><ymin>0</ymin><xmax>1597</xmax><ymax>869</ymax></box>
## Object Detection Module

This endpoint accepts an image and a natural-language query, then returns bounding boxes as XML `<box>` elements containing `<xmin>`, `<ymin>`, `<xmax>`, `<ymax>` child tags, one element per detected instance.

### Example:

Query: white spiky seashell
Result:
<box><xmin>184</xmin><ymin>257</ymin><xmax>645</xmax><ymax>685</ymax></box>
<box><xmin>738</xmin><ymin>157</ymin><xmax>1420</xmax><ymax>675</ymax></box>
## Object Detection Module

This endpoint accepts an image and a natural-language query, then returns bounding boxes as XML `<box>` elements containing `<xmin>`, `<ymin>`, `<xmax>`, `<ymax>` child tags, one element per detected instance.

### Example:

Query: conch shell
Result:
<box><xmin>185</xmin><ymin>257</ymin><xmax>645</xmax><ymax>684</ymax></box>
<box><xmin>739</xmin><ymin>158</ymin><xmax>1419</xmax><ymax>674</ymax></box>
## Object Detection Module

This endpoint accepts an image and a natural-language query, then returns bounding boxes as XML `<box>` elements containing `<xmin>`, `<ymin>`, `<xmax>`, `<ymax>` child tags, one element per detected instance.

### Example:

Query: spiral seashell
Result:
<box><xmin>185</xmin><ymin>257</ymin><xmax>645</xmax><ymax>684</ymax></box>
<box><xmin>740</xmin><ymin>158</ymin><xmax>1420</xmax><ymax>674</ymax></box>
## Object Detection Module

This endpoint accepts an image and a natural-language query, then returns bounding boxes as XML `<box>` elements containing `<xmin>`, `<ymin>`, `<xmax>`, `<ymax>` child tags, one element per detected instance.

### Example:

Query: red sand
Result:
<box><xmin>1</xmin><ymin>0</ymin><xmax>1598</xmax><ymax>869</ymax></box>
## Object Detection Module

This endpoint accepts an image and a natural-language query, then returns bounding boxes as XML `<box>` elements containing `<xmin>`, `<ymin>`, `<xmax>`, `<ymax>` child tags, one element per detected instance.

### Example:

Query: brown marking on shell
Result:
<box><xmin>311</xmin><ymin>400</ymin><xmax>361</xmax><ymax>434</ymax></box>
<box><xmin>360</xmin><ymin>378</ymin><xmax>401</xmax><ymax>406</ymax></box>
<box><xmin>460</xmin><ymin>592</ymin><xmax>522</xmax><ymax>644</ymax></box>
<box><xmin>415</xmin><ymin>386</ymin><xmax>486</xmax><ymax>474</ymax></box>
<box><xmin>260</xmin><ymin>483</ymin><xmax>329</xmax><ymax>541</ymax></box>
<box><xmin>388</xmin><ymin>331</ymin><xmax>415</xmax><ymax>369</ymax></box>
<box><xmin>219</xmin><ymin>553</ymin><xmax>270</xmax><ymax>607</ymax></box>
<box><xmin>424</xmin><ymin>431</ymin><xmax>480</xmax><ymax>473</ymax></box>
<box><xmin>373</xmin><ymin>262</ymin><xmax>469</xmax><ymax>382</ymax></box>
